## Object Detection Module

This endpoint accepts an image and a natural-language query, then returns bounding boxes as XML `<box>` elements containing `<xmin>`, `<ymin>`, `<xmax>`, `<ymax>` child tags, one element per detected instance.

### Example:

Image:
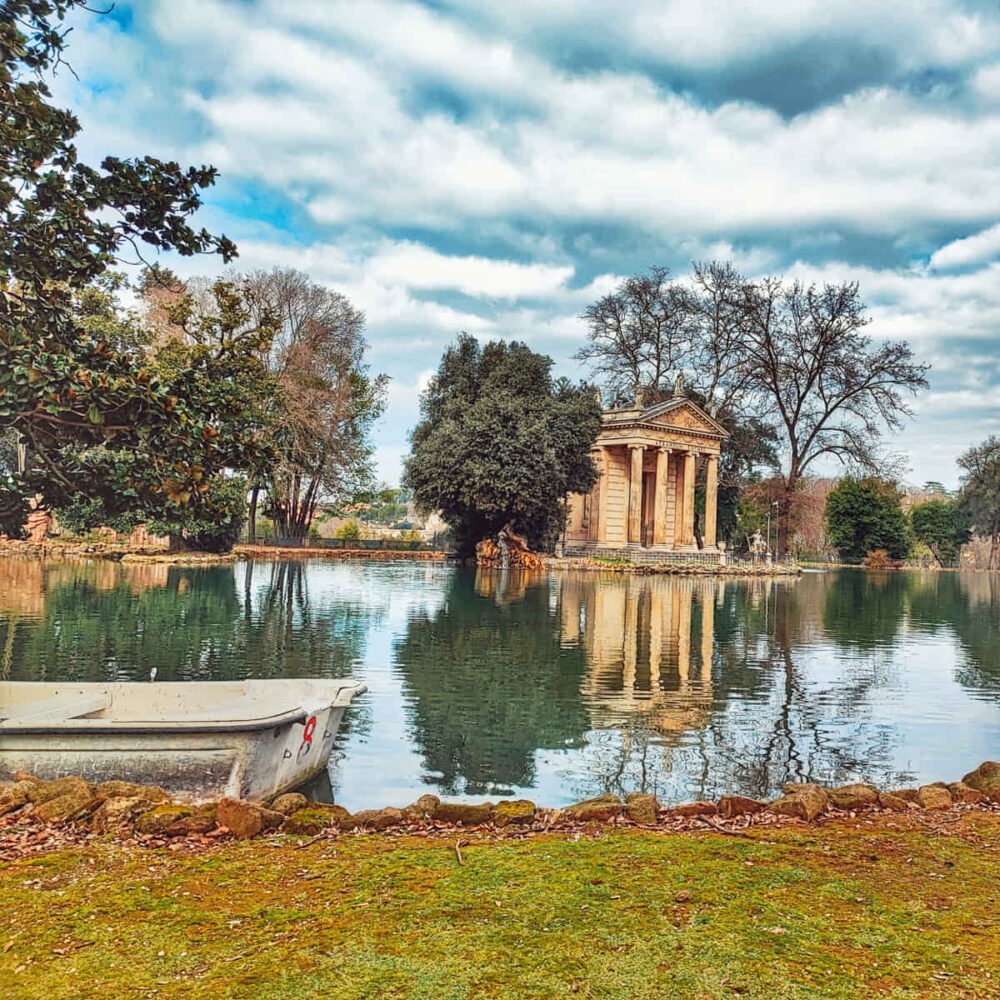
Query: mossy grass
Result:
<box><xmin>2</xmin><ymin>813</ymin><xmax>999</xmax><ymax>998</ymax></box>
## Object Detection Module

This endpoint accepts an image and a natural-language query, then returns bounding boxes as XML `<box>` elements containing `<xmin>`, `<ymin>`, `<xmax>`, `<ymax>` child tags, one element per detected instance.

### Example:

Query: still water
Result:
<box><xmin>1</xmin><ymin>558</ymin><xmax>997</xmax><ymax>808</ymax></box>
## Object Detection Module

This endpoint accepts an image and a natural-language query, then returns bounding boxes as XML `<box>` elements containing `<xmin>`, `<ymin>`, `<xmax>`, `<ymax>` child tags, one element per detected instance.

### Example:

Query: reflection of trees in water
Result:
<box><xmin>393</xmin><ymin>569</ymin><xmax>591</xmax><ymax>796</ymax></box>
<box><xmin>2</xmin><ymin>560</ymin><xmax>374</xmax><ymax>693</ymax></box>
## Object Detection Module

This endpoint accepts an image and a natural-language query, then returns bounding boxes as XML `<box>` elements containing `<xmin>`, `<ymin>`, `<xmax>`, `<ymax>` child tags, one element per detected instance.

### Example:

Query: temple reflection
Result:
<box><xmin>556</xmin><ymin>574</ymin><xmax>723</xmax><ymax>739</ymax></box>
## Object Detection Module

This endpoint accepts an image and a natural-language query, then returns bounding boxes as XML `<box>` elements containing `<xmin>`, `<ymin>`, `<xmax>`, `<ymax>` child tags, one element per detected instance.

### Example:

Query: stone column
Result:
<box><xmin>704</xmin><ymin>454</ymin><xmax>719</xmax><ymax>548</ymax></box>
<box><xmin>682</xmin><ymin>451</ymin><xmax>697</xmax><ymax>546</ymax></box>
<box><xmin>595</xmin><ymin>447</ymin><xmax>610</xmax><ymax>544</ymax></box>
<box><xmin>628</xmin><ymin>444</ymin><xmax>644</xmax><ymax>544</ymax></box>
<box><xmin>653</xmin><ymin>447</ymin><xmax>670</xmax><ymax>546</ymax></box>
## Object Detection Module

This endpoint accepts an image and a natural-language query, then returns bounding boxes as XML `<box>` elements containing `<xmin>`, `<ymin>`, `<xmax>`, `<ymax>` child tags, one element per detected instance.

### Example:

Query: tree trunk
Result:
<box><xmin>248</xmin><ymin>486</ymin><xmax>260</xmax><ymax>544</ymax></box>
<box><xmin>167</xmin><ymin>532</ymin><xmax>186</xmax><ymax>553</ymax></box>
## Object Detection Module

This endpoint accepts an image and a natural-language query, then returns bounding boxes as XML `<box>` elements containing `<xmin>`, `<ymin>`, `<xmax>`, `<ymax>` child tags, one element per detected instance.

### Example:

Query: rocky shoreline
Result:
<box><xmin>544</xmin><ymin>556</ymin><xmax>801</xmax><ymax>576</ymax></box>
<box><xmin>1</xmin><ymin>763</ymin><xmax>996</xmax><ymax>859</ymax></box>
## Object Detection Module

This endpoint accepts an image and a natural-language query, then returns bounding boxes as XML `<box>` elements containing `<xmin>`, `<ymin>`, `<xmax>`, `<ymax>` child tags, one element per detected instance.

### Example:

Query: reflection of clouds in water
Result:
<box><xmin>2</xmin><ymin>562</ymin><xmax>999</xmax><ymax>807</ymax></box>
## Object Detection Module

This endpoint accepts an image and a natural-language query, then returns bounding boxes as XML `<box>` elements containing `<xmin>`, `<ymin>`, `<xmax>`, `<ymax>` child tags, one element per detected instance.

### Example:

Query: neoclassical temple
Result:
<box><xmin>565</xmin><ymin>394</ymin><xmax>729</xmax><ymax>554</ymax></box>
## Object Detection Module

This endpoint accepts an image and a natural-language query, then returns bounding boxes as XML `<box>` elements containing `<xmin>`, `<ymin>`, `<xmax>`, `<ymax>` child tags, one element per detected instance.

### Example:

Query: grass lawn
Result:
<box><xmin>1</xmin><ymin>812</ymin><xmax>998</xmax><ymax>999</ymax></box>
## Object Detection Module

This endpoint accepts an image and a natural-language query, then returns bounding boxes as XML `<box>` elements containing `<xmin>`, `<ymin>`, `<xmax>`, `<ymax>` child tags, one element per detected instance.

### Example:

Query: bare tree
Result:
<box><xmin>577</xmin><ymin>264</ymin><xmax>930</xmax><ymax>555</ymax></box>
<box><xmin>737</xmin><ymin>279</ymin><xmax>929</xmax><ymax>553</ymax></box>
<box><xmin>575</xmin><ymin>266</ymin><xmax>695</xmax><ymax>404</ymax></box>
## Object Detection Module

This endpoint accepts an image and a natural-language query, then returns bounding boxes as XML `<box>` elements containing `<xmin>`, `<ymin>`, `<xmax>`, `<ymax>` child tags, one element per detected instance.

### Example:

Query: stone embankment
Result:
<box><xmin>545</xmin><ymin>556</ymin><xmax>801</xmax><ymax>577</ymax></box>
<box><xmin>1</xmin><ymin>764</ymin><xmax>997</xmax><ymax>856</ymax></box>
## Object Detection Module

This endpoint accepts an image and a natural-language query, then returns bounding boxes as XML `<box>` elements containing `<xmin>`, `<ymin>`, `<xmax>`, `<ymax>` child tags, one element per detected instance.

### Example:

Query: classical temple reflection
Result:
<box><xmin>556</xmin><ymin>574</ymin><xmax>723</xmax><ymax>740</ymax></box>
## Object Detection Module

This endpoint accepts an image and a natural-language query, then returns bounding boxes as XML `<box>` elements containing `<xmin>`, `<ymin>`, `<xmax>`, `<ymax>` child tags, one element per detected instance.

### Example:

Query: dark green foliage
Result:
<box><xmin>404</xmin><ymin>335</ymin><xmax>602</xmax><ymax>552</ymax></box>
<box><xmin>0</xmin><ymin>1</ymin><xmax>238</xmax><ymax>534</ymax></box>
<box><xmin>393</xmin><ymin>570</ymin><xmax>591</xmax><ymax>794</ymax></box>
<box><xmin>910</xmin><ymin>498</ymin><xmax>970</xmax><ymax>566</ymax></box>
<box><xmin>825</xmin><ymin>477</ymin><xmax>910</xmax><ymax>561</ymax></box>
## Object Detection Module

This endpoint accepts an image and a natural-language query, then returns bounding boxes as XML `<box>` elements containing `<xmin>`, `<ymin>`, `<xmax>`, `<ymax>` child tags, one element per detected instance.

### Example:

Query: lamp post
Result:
<box><xmin>766</xmin><ymin>500</ymin><xmax>779</xmax><ymax>562</ymax></box>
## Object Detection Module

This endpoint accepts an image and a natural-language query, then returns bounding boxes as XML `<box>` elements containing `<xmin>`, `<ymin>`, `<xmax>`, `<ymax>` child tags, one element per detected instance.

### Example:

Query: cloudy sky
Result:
<box><xmin>57</xmin><ymin>0</ymin><xmax>1000</xmax><ymax>488</ymax></box>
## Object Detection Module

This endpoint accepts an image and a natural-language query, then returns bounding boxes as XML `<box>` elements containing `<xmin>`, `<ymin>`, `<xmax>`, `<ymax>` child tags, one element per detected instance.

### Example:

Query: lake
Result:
<box><xmin>1</xmin><ymin>558</ymin><xmax>997</xmax><ymax>809</ymax></box>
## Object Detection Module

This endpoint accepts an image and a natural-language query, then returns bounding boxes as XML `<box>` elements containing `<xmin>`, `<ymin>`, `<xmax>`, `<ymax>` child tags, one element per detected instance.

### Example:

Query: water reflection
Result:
<box><xmin>1</xmin><ymin>559</ymin><xmax>998</xmax><ymax>807</ymax></box>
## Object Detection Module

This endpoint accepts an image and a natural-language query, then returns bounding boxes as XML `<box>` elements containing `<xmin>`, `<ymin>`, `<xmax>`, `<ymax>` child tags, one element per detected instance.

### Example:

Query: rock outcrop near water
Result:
<box><xmin>1</xmin><ymin>765</ymin><xmax>998</xmax><ymax>852</ymax></box>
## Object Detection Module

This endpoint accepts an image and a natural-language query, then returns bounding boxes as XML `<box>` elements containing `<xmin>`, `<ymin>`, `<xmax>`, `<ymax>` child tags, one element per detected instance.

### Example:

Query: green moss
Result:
<box><xmin>1</xmin><ymin>815</ymin><xmax>999</xmax><ymax>998</ymax></box>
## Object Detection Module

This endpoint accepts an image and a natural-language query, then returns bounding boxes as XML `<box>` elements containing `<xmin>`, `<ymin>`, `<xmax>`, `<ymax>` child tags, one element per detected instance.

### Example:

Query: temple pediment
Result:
<box><xmin>605</xmin><ymin>398</ymin><xmax>729</xmax><ymax>439</ymax></box>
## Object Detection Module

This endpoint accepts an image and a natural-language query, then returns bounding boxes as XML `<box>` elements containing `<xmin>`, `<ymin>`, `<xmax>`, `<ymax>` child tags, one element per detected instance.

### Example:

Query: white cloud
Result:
<box><xmin>929</xmin><ymin>223</ymin><xmax>1000</xmax><ymax>270</ymax></box>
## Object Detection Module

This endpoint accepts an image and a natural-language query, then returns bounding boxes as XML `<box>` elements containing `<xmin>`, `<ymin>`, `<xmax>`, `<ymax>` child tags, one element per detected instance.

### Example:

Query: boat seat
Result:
<box><xmin>0</xmin><ymin>693</ymin><xmax>111</xmax><ymax>727</ymax></box>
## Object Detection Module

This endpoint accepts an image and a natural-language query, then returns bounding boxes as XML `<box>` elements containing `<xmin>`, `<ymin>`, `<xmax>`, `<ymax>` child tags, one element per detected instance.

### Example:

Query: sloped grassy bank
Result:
<box><xmin>1</xmin><ymin>810</ymin><xmax>999</xmax><ymax>999</ymax></box>
<box><xmin>1</xmin><ymin>766</ymin><xmax>999</xmax><ymax>997</ymax></box>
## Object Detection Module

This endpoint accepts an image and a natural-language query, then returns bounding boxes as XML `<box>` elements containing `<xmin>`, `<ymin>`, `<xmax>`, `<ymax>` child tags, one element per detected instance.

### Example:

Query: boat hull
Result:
<box><xmin>0</xmin><ymin>680</ymin><xmax>364</xmax><ymax>803</ymax></box>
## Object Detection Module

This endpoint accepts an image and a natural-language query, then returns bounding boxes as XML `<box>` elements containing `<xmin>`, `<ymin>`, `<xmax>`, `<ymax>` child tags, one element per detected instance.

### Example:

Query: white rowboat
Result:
<box><xmin>0</xmin><ymin>679</ymin><xmax>366</xmax><ymax>803</ymax></box>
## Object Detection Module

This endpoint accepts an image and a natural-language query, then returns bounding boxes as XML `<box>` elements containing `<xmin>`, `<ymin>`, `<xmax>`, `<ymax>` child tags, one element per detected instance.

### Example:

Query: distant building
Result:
<box><xmin>565</xmin><ymin>396</ymin><xmax>729</xmax><ymax>554</ymax></box>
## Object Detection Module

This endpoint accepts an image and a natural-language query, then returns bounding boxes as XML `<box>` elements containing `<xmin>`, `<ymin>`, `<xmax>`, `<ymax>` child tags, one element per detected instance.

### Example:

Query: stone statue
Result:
<box><xmin>672</xmin><ymin>372</ymin><xmax>686</xmax><ymax>397</ymax></box>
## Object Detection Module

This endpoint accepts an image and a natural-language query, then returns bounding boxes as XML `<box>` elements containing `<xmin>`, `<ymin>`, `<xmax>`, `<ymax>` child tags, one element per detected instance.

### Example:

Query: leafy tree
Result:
<box><xmin>405</xmin><ymin>334</ymin><xmax>602</xmax><ymax>553</ymax></box>
<box><xmin>957</xmin><ymin>435</ymin><xmax>1000</xmax><ymax>570</ymax></box>
<box><xmin>0</xmin><ymin>1</ymin><xmax>238</xmax><ymax>535</ymax></box>
<box><xmin>910</xmin><ymin>498</ymin><xmax>970</xmax><ymax>567</ymax></box>
<box><xmin>578</xmin><ymin>263</ymin><xmax>929</xmax><ymax>554</ymax></box>
<box><xmin>50</xmin><ymin>277</ymin><xmax>279</xmax><ymax>550</ymax></box>
<box><xmin>243</xmin><ymin>269</ymin><xmax>388</xmax><ymax>540</ymax></box>
<box><xmin>825</xmin><ymin>477</ymin><xmax>910</xmax><ymax>562</ymax></box>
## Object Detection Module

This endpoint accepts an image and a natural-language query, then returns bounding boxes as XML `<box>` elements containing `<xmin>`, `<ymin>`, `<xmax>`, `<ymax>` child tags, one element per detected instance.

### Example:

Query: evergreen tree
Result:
<box><xmin>404</xmin><ymin>335</ymin><xmax>602</xmax><ymax>553</ymax></box>
<box><xmin>825</xmin><ymin>477</ymin><xmax>910</xmax><ymax>561</ymax></box>
<box><xmin>910</xmin><ymin>498</ymin><xmax>970</xmax><ymax>567</ymax></box>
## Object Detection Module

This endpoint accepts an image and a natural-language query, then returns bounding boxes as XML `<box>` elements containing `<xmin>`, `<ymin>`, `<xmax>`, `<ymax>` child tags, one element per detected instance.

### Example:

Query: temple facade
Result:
<box><xmin>565</xmin><ymin>395</ymin><xmax>729</xmax><ymax>554</ymax></box>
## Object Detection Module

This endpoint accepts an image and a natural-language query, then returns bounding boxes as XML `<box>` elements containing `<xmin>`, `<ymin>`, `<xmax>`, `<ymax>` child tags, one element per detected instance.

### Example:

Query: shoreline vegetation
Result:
<box><xmin>0</xmin><ymin>770</ymin><xmax>998</xmax><ymax>998</ymax></box>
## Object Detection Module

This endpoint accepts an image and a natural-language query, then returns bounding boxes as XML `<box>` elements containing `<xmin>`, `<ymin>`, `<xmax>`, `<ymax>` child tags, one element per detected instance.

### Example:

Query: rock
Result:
<box><xmin>92</xmin><ymin>795</ymin><xmax>154</xmax><ymax>833</ymax></box>
<box><xmin>494</xmin><ymin>799</ymin><xmax>537</xmax><ymax>828</ymax></box>
<box><xmin>668</xmin><ymin>801</ymin><xmax>718</xmax><ymax>818</ymax></box>
<box><xmin>561</xmin><ymin>795</ymin><xmax>623</xmax><ymax>823</ymax></box>
<box><xmin>948</xmin><ymin>781</ymin><xmax>987</xmax><ymax>804</ymax></box>
<box><xmin>0</xmin><ymin>781</ymin><xmax>35</xmax><ymax>817</ymax></box>
<box><xmin>27</xmin><ymin>776</ymin><xmax>92</xmax><ymax>806</ymax></box>
<box><xmin>717</xmin><ymin>795</ymin><xmax>766</xmax><ymax>819</ymax></box>
<box><xmin>768</xmin><ymin>785</ymin><xmax>828</xmax><ymax>822</ymax></box>
<box><xmin>34</xmin><ymin>785</ymin><xmax>97</xmax><ymax>824</ymax></box>
<box><xmin>136</xmin><ymin>804</ymin><xmax>194</xmax><ymax>836</ymax></box>
<box><xmin>878</xmin><ymin>792</ymin><xmax>912</xmax><ymax>813</ymax></box>
<box><xmin>888</xmin><ymin>788</ymin><xmax>919</xmax><ymax>802</ymax></box>
<box><xmin>270</xmin><ymin>793</ymin><xmax>308</xmax><ymax>816</ymax></box>
<box><xmin>166</xmin><ymin>808</ymin><xmax>217</xmax><ymax>836</ymax></box>
<box><xmin>402</xmin><ymin>794</ymin><xmax>441</xmax><ymax>821</ymax></box>
<box><xmin>216</xmin><ymin>798</ymin><xmax>284</xmax><ymax>840</ymax></box>
<box><xmin>12</xmin><ymin>771</ymin><xmax>41</xmax><ymax>784</ymax></box>
<box><xmin>962</xmin><ymin>761</ymin><xmax>1000</xmax><ymax>802</ymax></box>
<box><xmin>916</xmin><ymin>784</ymin><xmax>953</xmax><ymax>811</ymax></box>
<box><xmin>828</xmin><ymin>784</ymin><xmax>879</xmax><ymax>811</ymax></box>
<box><xmin>284</xmin><ymin>805</ymin><xmax>352</xmax><ymax>836</ymax></box>
<box><xmin>433</xmin><ymin>801</ymin><xmax>495</xmax><ymax>825</ymax></box>
<box><xmin>95</xmin><ymin>781</ymin><xmax>168</xmax><ymax>803</ymax></box>
<box><xmin>624</xmin><ymin>793</ymin><xmax>659</xmax><ymax>826</ymax></box>
<box><xmin>781</xmin><ymin>783</ymin><xmax>831</xmax><ymax>809</ymax></box>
